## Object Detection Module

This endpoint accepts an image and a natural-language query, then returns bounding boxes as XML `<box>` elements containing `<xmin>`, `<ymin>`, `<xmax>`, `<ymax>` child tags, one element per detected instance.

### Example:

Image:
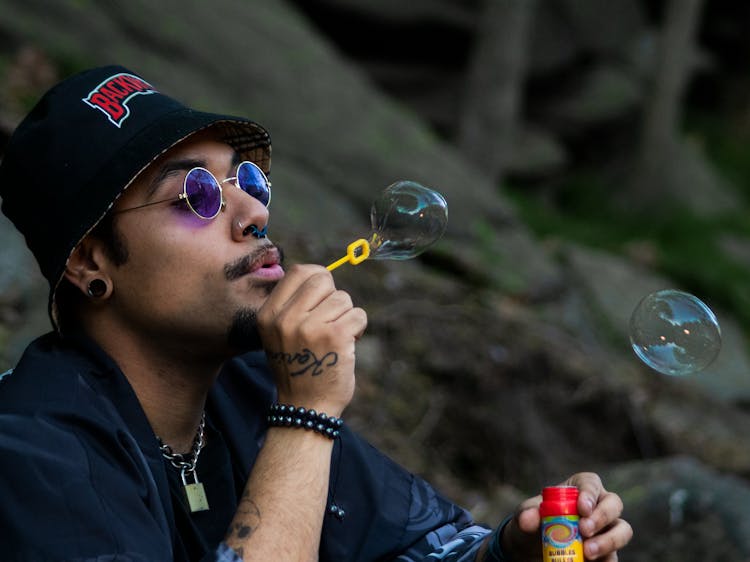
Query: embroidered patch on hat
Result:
<box><xmin>82</xmin><ymin>72</ymin><xmax>158</xmax><ymax>128</ymax></box>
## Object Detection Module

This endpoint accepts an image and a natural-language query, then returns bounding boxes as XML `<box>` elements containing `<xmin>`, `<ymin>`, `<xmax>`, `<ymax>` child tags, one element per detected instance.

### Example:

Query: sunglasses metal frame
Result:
<box><xmin>114</xmin><ymin>160</ymin><xmax>271</xmax><ymax>220</ymax></box>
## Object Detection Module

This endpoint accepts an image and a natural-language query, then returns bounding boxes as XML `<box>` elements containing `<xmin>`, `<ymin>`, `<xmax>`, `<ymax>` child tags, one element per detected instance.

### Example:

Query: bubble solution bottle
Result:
<box><xmin>540</xmin><ymin>486</ymin><xmax>584</xmax><ymax>562</ymax></box>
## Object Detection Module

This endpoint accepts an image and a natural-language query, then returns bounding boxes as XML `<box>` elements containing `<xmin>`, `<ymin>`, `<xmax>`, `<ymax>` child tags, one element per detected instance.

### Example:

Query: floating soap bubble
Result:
<box><xmin>629</xmin><ymin>289</ymin><xmax>721</xmax><ymax>376</ymax></box>
<box><xmin>326</xmin><ymin>180</ymin><xmax>448</xmax><ymax>271</ymax></box>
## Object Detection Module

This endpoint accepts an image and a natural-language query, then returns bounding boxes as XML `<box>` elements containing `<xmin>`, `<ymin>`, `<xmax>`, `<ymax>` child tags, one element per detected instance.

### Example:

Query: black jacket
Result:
<box><xmin>0</xmin><ymin>333</ymin><xmax>482</xmax><ymax>561</ymax></box>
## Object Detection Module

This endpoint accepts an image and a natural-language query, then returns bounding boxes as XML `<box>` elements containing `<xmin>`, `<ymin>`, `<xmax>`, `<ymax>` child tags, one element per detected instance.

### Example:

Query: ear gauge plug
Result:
<box><xmin>87</xmin><ymin>278</ymin><xmax>108</xmax><ymax>298</ymax></box>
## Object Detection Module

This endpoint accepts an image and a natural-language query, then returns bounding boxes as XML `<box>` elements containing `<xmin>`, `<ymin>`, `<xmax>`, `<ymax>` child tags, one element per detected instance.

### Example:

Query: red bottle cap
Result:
<box><xmin>539</xmin><ymin>486</ymin><xmax>579</xmax><ymax>518</ymax></box>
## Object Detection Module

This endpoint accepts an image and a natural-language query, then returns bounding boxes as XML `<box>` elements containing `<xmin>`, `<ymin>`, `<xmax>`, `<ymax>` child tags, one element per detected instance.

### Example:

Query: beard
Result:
<box><xmin>226</xmin><ymin>307</ymin><xmax>263</xmax><ymax>352</ymax></box>
<box><xmin>225</xmin><ymin>279</ymin><xmax>279</xmax><ymax>352</ymax></box>
<box><xmin>225</xmin><ymin>243</ymin><xmax>284</xmax><ymax>353</ymax></box>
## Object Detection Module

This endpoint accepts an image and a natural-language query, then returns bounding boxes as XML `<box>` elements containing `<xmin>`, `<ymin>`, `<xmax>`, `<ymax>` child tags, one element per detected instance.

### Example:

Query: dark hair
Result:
<box><xmin>55</xmin><ymin>213</ymin><xmax>129</xmax><ymax>331</ymax></box>
<box><xmin>90</xmin><ymin>213</ymin><xmax>129</xmax><ymax>266</ymax></box>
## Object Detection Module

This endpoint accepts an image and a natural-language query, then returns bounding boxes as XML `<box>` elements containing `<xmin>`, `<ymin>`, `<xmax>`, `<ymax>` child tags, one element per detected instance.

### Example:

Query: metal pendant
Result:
<box><xmin>182</xmin><ymin>468</ymin><xmax>210</xmax><ymax>513</ymax></box>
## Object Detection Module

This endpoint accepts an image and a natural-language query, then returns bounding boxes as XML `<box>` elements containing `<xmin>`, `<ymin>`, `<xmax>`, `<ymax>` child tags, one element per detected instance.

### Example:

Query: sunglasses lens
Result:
<box><xmin>185</xmin><ymin>168</ymin><xmax>222</xmax><ymax>219</ymax></box>
<box><xmin>237</xmin><ymin>162</ymin><xmax>271</xmax><ymax>207</ymax></box>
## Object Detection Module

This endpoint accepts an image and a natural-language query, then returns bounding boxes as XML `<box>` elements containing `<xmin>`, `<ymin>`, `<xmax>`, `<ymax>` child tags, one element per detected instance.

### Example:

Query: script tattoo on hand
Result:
<box><xmin>268</xmin><ymin>348</ymin><xmax>338</xmax><ymax>377</ymax></box>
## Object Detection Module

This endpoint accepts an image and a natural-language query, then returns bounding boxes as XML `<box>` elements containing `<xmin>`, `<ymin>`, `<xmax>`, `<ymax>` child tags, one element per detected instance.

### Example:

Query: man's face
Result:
<box><xmin>106</xmin><ymin>130</ymin><xmax>283</xmax><ymax>357</ymax></box>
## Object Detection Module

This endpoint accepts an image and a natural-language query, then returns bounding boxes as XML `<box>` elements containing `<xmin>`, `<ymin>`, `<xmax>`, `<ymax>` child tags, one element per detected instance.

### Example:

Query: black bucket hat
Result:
<box><xmin>0</xmin><ymin>65</ymin><xmax>271</xmax><ymax>330</ymax></box>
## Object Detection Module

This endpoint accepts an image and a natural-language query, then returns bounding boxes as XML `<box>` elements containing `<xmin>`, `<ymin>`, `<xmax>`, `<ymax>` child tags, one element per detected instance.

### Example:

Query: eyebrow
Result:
<box><xmin>145</xmin><ymin>150</ymin><xmax>244</xmax><ymax>199</ymax></box>
<box><xmin>146</xmin><ymin>158</ymin><xmax>206</xmax><ymax>199</ymax></box>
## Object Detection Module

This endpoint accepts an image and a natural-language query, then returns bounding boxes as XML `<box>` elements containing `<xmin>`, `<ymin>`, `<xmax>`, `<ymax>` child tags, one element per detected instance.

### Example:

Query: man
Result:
<box><xmin>0</xmin><ymin>65</ymin><xmax>631</xmax><ymax>561</ymax></box>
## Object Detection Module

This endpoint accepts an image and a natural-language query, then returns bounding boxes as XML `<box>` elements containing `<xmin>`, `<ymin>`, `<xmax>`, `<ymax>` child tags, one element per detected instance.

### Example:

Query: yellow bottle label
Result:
<box><xmin>542</xmin><ymin>515</ymin><xmax>583</xmax><ymax>562</ymax></box>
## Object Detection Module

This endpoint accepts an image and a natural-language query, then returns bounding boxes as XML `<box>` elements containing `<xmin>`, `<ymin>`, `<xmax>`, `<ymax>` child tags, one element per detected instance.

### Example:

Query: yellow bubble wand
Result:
<box><xmin>327</xmin><ymin>239</ymin><xmax>371</xmax><ymax>271</ymax></box>
<box><xmin>325</xmin><ymin>181</ymin><xmax>448</xmax><ymax>271</ymax></box>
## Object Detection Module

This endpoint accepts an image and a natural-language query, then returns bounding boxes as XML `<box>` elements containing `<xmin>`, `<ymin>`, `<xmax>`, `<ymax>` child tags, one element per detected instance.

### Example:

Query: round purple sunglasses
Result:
<box><xmin>116</xmin><ymin>161</ymin><xmax>271</xmax><ymax>220</ymax></box>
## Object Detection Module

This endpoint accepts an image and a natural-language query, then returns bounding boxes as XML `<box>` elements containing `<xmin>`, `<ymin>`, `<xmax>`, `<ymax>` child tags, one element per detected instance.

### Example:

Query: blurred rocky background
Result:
<box><xmin>2</xmin><ymin>0</ymin><xmax>750</xmax><ymax>559</ymax></box>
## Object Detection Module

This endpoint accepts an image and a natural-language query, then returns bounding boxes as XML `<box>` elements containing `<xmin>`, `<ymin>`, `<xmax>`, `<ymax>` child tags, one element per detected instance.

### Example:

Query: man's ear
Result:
<box><xmin>63</xmin><ymin>236</ymin><xmax>113</xmax><ymax>299</ymax></box>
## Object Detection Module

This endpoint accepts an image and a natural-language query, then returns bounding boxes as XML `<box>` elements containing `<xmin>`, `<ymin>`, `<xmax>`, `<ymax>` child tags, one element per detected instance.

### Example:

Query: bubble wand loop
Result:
<box><xmin>324</xmin><ymin>181</ymin><xmax>448</xmax><ymax>272</ymax></box>
<box><xmin>326</xmin><ymin>239</ymin><xmax>371</xmax><ymax>271</ymax></box>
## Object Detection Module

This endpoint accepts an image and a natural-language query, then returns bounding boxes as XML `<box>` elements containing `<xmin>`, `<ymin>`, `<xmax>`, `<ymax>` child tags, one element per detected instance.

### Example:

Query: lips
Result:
<box><xmin>245</xmin><ymin>246</ymin><xmax>284</xmax><ymax>282</ymax></box>
<box><xmin>225</xmin><ymin>245</ymin><xmax>284</xmax><ymax>281</ymax></box>
<box><xmin>248</xmin><ymin>246</ymin><xmax>281</xmax><ymax>274</ymax></box>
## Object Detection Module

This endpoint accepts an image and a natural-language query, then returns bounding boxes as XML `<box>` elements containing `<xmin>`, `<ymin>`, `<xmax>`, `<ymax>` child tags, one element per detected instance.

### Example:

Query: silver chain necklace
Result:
<box><xmin>157</xmin><ymin>412</ymin><xmax>210</xmax><ymax>513</ymax></box>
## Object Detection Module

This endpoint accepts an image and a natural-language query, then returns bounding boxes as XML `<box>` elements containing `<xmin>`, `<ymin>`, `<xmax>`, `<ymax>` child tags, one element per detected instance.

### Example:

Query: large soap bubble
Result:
<box><xmin>327</xmin><ymin>181</ymin><xmax>448</xmax><ymax>271</ymax></box>
<box><xmin>629</xmin><ymin>289</ymin><xmax>721</xmax><ymax>376</ymax></box>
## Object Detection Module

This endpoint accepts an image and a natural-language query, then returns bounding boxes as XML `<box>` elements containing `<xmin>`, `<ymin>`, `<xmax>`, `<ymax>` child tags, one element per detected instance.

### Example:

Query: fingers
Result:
<box><xmin>262</xmin><ymin>264</ymin><xmax>336</xmax><ymax>317</ymax></box>
<box><xmin>516</xmin><ymin>504</ymin><xmax>541</xmax><ymax>534</ymax></box>
<box><xmin>258</xmin><ymin>264</ymin><xmax>366</xmax><ymax>414</ymax></box>
<box><xmin>259</xmin><ymin>264</ymin><xmax>366</xmax><ymax>338</ymax></box>
<box><xmin>309</xmin><ymin>288</ymin><xmax>357</xmax><ymax>324</ymax></box>
<box><xmin>562</xmin><ymin>472</ymin><xmax>631</xmax><ymax>560</ymax></box>
<box><xmin>337</xmin><ymin>305</ymin><xmax>368</xmax><ymax>340</ymax></box>
<box><xmin>508</xmin><ymin>502</ymin><xmax>631</xmax><ymax>562</ymax></box>
<box><xmin>583</xmin><ymin>518</ymin><xmax>632</xmax><ymax>560</ymax></box>
<box><xmin>563</xmin><ymin>472</ymin><xmax>602</xmax><ymax>517</ymax></box>
<box><xmin>566</xmin><ymin>473</ymin><xmax>623</xmax><ymax>540</ymax></box>
<box><xmin>579</xmin><ymin>490</ymin><xmax>623</xmax><ymax>538</ymax></box>
<box><xmin>508</xmin><ymin>473</ymin><xmax>631</xmax><ymax>561</ymax></box>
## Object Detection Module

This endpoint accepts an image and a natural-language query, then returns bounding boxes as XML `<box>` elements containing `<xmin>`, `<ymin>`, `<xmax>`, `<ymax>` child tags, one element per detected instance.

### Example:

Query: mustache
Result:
<box><xmin>224</xmin><ymin>243</ymin><xmax>284</xmax><ymax>281</ymax></box>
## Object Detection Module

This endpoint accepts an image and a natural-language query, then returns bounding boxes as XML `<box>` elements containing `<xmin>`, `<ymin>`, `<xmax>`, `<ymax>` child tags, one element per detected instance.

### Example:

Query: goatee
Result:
<box><xmin>226</xmin><ymin>243</ymin><xmax>284</xmax><ymax>352</ymax></box>
<box><xmin>227</xmin><ymin>307</ymin><xmax>263</xmax><ymax>351</ymax></box>
<box><xmin>226</xmin><ymin>278</ymin><xmax>278</xmax><ymax>351</ymax></box>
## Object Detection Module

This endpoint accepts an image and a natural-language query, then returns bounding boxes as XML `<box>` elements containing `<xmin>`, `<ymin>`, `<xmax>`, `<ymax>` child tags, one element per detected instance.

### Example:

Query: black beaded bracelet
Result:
<box><xmin>267</xmin><ymin>403</ymin><xmax>344</xmax><ymax>440</ymax></box>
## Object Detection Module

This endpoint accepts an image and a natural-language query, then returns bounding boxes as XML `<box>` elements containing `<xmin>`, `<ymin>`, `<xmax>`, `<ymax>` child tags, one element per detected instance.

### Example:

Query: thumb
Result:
<box><xmin>517</xmin><ymin>506</ymin><xmax>541</xmax><ymax>534</ymax></box>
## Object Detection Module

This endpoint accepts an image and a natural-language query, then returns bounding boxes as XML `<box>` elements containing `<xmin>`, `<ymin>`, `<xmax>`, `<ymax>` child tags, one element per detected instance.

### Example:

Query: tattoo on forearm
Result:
<box><xmin>267</xmin><ymin>348</ymin><xmax>338</xmax><ymax>377</ymax></box>
<box><xmin>228</xmin><ymin>492</ymin><xmax>261</xmax><ymax>549</ymax></box>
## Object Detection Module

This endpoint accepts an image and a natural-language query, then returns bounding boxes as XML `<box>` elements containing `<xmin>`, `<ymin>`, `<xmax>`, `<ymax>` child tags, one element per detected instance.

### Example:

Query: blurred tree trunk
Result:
<box><xmin>629</xmin><ymin>0</ymin><xmax>706</xmax><ymax>205</ymax></box>
<box><xmin>457</xmin><ymin>0</ymin><xmax>537</xmax><ymax>183</ymax></box>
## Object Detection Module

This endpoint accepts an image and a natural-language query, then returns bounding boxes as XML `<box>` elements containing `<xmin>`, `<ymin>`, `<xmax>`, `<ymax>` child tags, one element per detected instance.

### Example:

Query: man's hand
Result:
<box><xmin>257</xmin><ymin>264</ymin><xmax>367</xmax><ymax>416</ymax></box>
<box><xmin>501</xmin><ymin>472</ymin><xmax>632</xmax><ymax>561</ymax></box>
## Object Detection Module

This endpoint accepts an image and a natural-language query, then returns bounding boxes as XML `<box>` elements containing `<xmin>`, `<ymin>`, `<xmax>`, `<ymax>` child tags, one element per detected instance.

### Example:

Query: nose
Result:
<box><xmin>226</xmin><ymin>186</ymin><xmax>270</xmax><ymax>241</ymax></box>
